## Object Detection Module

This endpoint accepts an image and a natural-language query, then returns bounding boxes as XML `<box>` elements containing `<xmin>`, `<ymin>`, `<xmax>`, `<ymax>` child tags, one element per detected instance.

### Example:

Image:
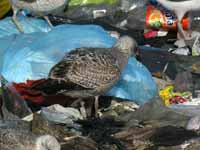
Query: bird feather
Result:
<box><xmin>49</xmin><ymin>48</ymin><xmax>120</xmax><ymax>90</ymax></box>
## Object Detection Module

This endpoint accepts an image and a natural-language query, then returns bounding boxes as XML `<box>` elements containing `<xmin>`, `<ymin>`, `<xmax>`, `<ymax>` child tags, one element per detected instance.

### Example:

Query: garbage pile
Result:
<box><xmin>0</xmin><ymin>0</ymin><xmax>199</xmax><ymax>149</ymax></box>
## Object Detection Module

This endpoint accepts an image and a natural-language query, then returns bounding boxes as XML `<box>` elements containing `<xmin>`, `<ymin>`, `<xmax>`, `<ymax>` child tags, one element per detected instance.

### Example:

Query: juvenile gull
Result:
<box><xmin>9</xmin><ymin>0</ymin><xmax>68</xmax><ymax>32</ymax></box>
<box><xmin>30</xmin><ymin>36</ymin><xmax>138</xmax><ymax>117</ymax></box>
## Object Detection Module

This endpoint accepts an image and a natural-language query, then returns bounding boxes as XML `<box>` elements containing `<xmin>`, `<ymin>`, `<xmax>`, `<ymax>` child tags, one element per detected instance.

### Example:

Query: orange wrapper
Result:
<box><xmin>146</xmin><ymin>5</ymin><xmax>189</xmax><ymax>30</ymax></box>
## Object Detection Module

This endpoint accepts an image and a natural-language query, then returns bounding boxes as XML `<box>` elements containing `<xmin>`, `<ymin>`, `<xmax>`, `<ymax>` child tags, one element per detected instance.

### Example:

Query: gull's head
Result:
<box><xmin>113</xmin><ymin>36</ymin><xmax>138</xmax><ymax>57</ymax></box>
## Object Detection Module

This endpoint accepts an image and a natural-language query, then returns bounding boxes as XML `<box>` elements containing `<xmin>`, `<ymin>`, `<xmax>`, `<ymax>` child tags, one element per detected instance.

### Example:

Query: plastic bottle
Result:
<box><xmin>126</xmin><ymin>2</ymin><xmax>190</xmax><ymax>31</ymax></box>
<box><xmin>126</xmin><ymin>0</ymin><xmax>200</xmax><ymax>32</ymax></box>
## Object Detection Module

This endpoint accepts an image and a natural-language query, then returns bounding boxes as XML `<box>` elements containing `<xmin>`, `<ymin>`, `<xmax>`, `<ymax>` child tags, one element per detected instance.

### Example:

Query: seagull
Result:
<box><xmin>9</xmin><ymin>0</ymin><xmax>68</xmax><ymax>32</ymax></box>
<box><xmin>156</xmin><ymin>0</ymin><xmax>200</xmax><ymax>40</ymax></box>
<box><xmin>0</xmin><ymin>129</ymin><xmax>60</xmax><ymax>150</ymax></box>
<box><xmin>29</xmin><ymin>36</ymin><xmax>138</xmax><ymax>118</ymax></box>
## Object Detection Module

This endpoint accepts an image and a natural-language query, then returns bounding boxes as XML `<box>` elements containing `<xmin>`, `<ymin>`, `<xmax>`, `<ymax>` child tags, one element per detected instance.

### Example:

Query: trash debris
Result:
<box><xmin>0</xmin><ymin>120</ymin><xmax>30</xmax><ymax>130</ymax></box>
<box><xmin>144</xmin><ymin>30</ymin><xmax>168</xmax><ymax>39</ymax></box>
<box><xmin>51</xmin><ymin>0</ymin><xmax>147</xmax><ymax>27</ymax></box>
<box><xmin>61</xmin><ymin>136</ymin><xmax>97</xmax><ymax>150</ymax></box>
<box><xmin>153</xmin><ymin>77</ymin><xmax>172</xmax><ymax>91</ymax></box>
<box><xmin>32</xmin><ymin>113</ymin><xmax>82</xmax><ymax>140</ymax></box>
<box><xmin>169</xmin><ymin>103</ymin><xmax>200</xmax><ymax>118</ymax></box>
<box><xmin>140</xmin><ymin>46</ymin><xmax>200</xmax><ymax>81</ymax></box>
<box><xmin>169</xmin><ymin>46</ymin><xmax>192</xmax><ymax>56</ymax></box>
<box><xmin>186</xmin><ymin>116</ymin><xmax>200</xmax><ymax>131</ymax></box>
<box><xmin>159</xmin><ymin>85</ymin><xmax>192</xmax><ymax>105</ymax></box>
<box><xmin>0</xmin><ymin>0</ymin><xmax>11</xmax><ymax>19</ymax></box>
<box><xmin>114</xmin><ymin>126</ymin><xmax>198</xmax><ymax>150</ymax></box>
<box><xmin>0</xmin><ymin>129</ymin><xmax>61</xmax><ymax>150</ymax></box>
<box><xmin>174</xmin><ymin>70</ymin><xmax>194</xmax><ymax>92</ymax></box>
<box><xmin>40</xmin><ymin>104</ymin><xmax>84</xmax><ymax>124</ymax></box>
<box><xmin>0</xmin><ymin>76</ymin><xmax>32</xmax><ymax>119</ymax></box>
<box><xmin>192</xmin><ymin>33</ymin><xmax>200</xmax><ymax>56</ymax></box>
<box><xmin>68</xmin><ymin>0</ymin><xmax>118</xmax><ymax>7</ymax></box>
<box><xmin>145</xmin><ymin>4</ymin><xmax>189</xmax><ymax>30</ymax></box>
<box><xmin>100</xmin><ymin>97</ymin><xmax>139</xmax><ymax>119</ymax></box>
<box><xmin>0</xmin><ymin>16</ymin><xmax>51</xmax><ymax>37</ymax></box>
<box><xmin>0</xmin><ymin>1</ymin><xmax>199</xmax><ymax>149</ymax></box>
<box><xmin>167</xmin><ymin>31</ymin><xmax>200</xmax><ymax>56</ymax></box>
<box><xmin>119</xmin><ymin>97</ymin><xmax>191</xmax><ymax>128</ymax></box>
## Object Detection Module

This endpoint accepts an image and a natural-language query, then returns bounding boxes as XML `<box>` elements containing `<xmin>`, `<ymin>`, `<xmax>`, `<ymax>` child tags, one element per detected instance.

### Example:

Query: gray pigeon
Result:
<box><xmin>30</xmin><ymin>36</ymin><xmax>138</xmax><ymax>117</ymax></box>
<box><xmin>9</xmin><ymin>0</ymin><xmax>68</xmax><ymax>32</ymax></box>
<box><xmin>0</xmin><ymin>129</ymin><xmax>60</xmax><ymax>150</ymax></box>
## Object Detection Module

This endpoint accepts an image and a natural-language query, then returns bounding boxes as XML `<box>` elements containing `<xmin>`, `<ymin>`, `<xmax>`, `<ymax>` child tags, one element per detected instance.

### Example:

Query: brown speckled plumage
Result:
<box><xmin>49</xmin><ymin>48</ymin><xmax>121</xmax><ymax>97</ymax></box>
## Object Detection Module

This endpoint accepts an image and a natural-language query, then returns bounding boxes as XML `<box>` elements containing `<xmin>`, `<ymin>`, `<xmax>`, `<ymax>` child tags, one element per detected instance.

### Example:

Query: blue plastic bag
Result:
<box><xmin>0</xmin><ymin>15</ymin><xmax>50</xmax><ymax>37</ymax></box>
<box><xmin>0</xmin><ymin>17</ymin><xmax>116</xmax><ymax>82</ymax></box>
<box><xmin>107</xmin><ymin>57</ymin><xmax>158</xmax><ymax>105</ymax></box>
<box><xmin>0</xmin><ymin>16</ymin><xmax>157</xmax><ymax>104</ymax></box>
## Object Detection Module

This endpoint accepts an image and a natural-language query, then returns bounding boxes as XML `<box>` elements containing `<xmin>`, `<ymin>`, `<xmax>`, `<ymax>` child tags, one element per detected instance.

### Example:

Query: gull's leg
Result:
<box><xmin>80</xmin><ymin>101</ymin><xmax>87</xmax><ymax>119</ymax></box>
<box><xmin>43</xmin><ymin>16</ymin><xmax>53</xmax><ymax>28</ymax></box>
<box><xmin>94</xmin><ymin>96</ymin><xmax>99</xmax><ymax>118</ymax></box>
<box><xmin>175</xmin><ymin>10</ymin><xmax>192</xmax><ymax>41</ymax></box>
<box><xmin>177</xmin><ymin>21</ymin><xmax>188</xmax><ymax>40</ymax></box>
<box><xmin>12</xmin><ymin>7</ymin><xmax>24</xmax><ymax>33</ymax></box>
<box><xmin>71</xmin><ymin>98</ymin><xmax>87</xmax><ymax>119</ymax></box>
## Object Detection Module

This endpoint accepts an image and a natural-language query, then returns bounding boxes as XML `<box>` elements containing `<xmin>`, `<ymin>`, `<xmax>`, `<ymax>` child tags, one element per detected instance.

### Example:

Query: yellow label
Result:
<box><xmin>0</xmin><ymin>0</ymin><xmax>11</xmax><ymax>18</ymax></box>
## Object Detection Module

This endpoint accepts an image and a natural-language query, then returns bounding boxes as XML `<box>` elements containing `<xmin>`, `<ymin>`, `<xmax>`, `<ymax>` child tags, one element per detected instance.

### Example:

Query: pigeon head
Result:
<box><xmin>35</xmin><ymin>135</ymin><xmax>60</xmax><ymax>150</ymax></box>
<box><xmin>113</xmin><ymin>36</ymin><xmax>138</xmax><ymax>58</ymax></box>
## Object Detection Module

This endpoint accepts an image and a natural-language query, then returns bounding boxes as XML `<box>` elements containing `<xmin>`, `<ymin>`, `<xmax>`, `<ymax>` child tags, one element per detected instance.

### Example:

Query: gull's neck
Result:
<box><xmin>111</xmin><ymin>48</ymin><xmax>129</xmax><ymax>71</ymax></box>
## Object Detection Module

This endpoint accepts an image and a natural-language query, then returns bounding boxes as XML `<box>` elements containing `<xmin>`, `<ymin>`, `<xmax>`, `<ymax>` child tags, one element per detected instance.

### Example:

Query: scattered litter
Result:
<box><xmin>159</xmin><ymin>85</ymin><xmax>192</xmax><ymax>106</ymax></box>
<box><xmin>40</xmin><ymin>104</ymin><xmax>84</xmax><ymax>124</ymax></box>
<box><xmin>0</xmin><ymin>1</ymin><xmax>199</xmax><ymax>149</ymax></box>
